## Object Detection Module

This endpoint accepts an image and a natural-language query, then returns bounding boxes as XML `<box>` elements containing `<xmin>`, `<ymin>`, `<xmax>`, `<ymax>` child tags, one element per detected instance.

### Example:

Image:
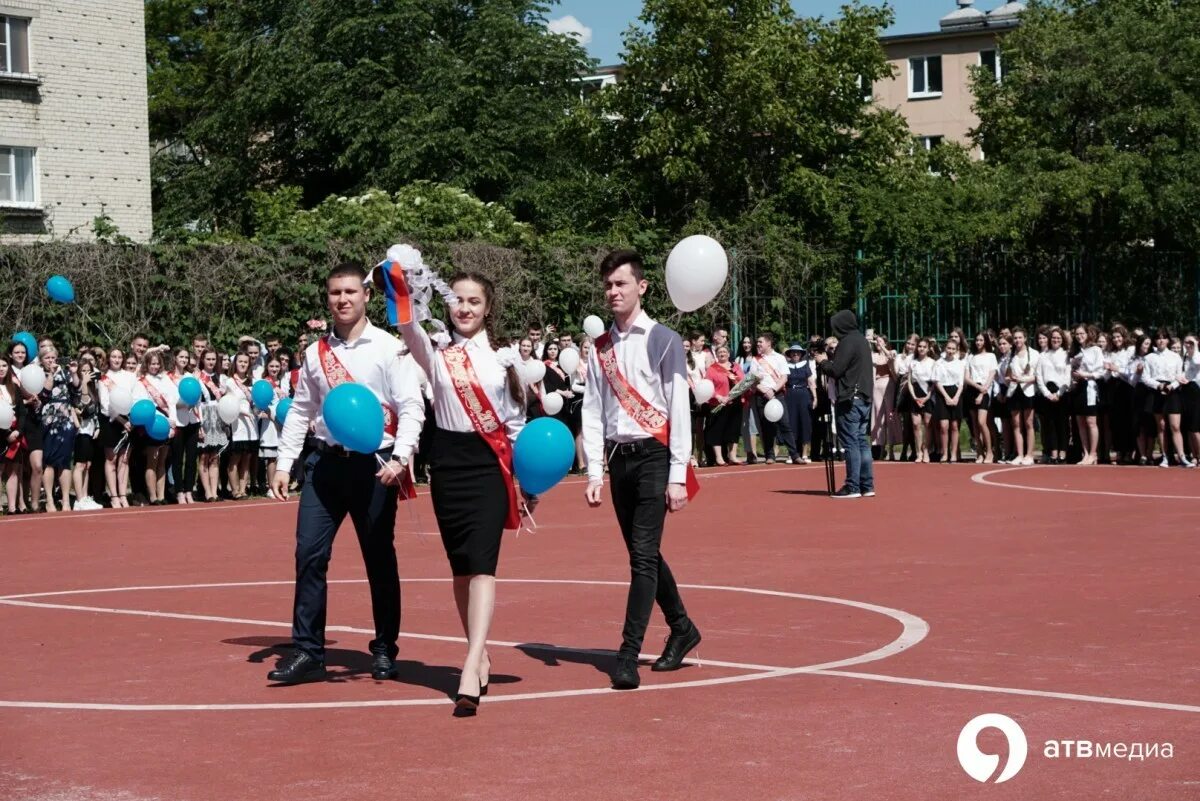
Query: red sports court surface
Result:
<box><xmin>1</xmin><ymin>463</ymin><xmax>1198</xmax><ymax>800</ymax></box>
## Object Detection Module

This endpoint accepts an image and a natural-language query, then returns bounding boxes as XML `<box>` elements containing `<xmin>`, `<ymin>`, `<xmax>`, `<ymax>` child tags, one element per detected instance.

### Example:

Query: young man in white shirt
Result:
<box><xmin>267</xmin><ymin>262</ymin><xmax>426</xmax><ymax>685</ymax></box>
<box><xmin>750</xmin><ymin>333</ymin><xmax>801</xmax><ymax>463</ymax></box>
<box><xmin>583</xmin><ymin>249</ymin><xmax>701</xmax><ymax>691</ymax></box>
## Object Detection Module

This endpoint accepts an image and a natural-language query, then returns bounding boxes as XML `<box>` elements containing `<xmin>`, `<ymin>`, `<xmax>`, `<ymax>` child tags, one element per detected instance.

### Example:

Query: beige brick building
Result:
<box><xmin>871</xmin><ymin>1</ymin><xmax>1024</xmax><ymax>155</ymax></box>
<box><xmin>0</xmin><ymin>1</ymin><xmax>151</xmax><ymax>242</ymax></box>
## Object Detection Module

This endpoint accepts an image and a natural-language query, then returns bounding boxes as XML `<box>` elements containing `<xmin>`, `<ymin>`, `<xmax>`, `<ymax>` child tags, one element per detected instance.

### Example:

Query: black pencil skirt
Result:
<box><xmin>429</xmin><ymin>427</ymin><xmax>509</xmax><ymax>577</ymax></box>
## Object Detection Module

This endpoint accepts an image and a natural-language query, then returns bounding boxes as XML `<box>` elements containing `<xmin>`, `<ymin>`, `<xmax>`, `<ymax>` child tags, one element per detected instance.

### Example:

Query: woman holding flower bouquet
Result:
<box><xmin>703</xmin><ymin>345</ymin><xmax>747</xmax><ymax>466</ymax></box>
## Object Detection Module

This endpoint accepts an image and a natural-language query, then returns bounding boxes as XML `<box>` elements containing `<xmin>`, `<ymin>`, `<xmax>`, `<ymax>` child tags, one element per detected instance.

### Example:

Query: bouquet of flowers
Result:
<box><xmin>714</xmin><ymin>371</ymin><xmax>758</xmax><ymax>410</ymax></box>
<box><xmin>306</xmin><ymin>319</ymin><xmax>328</xmax><ymax>333</ymax></box>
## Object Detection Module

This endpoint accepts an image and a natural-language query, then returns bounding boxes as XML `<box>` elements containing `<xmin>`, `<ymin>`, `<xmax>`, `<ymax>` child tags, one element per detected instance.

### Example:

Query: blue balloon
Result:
<box><xmin>12</xmin><ymin>331</ymin><xmax>37</xmax><ymax>358</ymax></box>
<box><xmin>178</xmin><ymin>376</ymin><xmax>202</xmax><ymax>406</ymax></box>
<box><xmin>46</xmin><ymin>275</ymin><xmax>75</xmax><ymax>304</ymax></box>
<box><xmin>147</xmin><ymin>413</ymin><xmax>171</xmax><ymax>442</ymax></box>
<box><xmin>322</xmin><ymin>383</ymin><xmax>383</xmax><ymax>454</ymax></box>
<box><xmin>276</xmin><ymin>397</ymin><xmax>293</xmax><ymax>426</ymax></box>
<box><xmin>129</xmin><ymin>398</ymin><xmax>157</xmax><ymax>427</ymax></box>
<box><xmin>251</xmin><ymin>379</ymin><xmax>274</xmax><ymax>409</ymax></box>
<box><xmin>513</xmin><ymin>417</ymin><xmax>575</xmax><ymax>495</ymax></box>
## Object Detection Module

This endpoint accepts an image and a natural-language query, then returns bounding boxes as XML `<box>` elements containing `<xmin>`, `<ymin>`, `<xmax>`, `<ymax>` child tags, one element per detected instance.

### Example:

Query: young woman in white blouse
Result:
<box><xmin>1071</xmin><ymin>324</ymin><xmax>1106</xmax><ymax>465</ymax></box>
<box><xmin>1035</xmin><ymin>327</ymin><xmax>1071</xmax><ymax>464</ymax></box>
<box><xmin>932</xmin><ymin>337</ymin><xmax>966</xmax><ymax>463</ymax></box>
<box><xmin>893</xmin><ymin>334</ymin><xmax>918</xmax><ymax>461</ymax></box>
<box><xmin>135</xmin><ymin>349</ymin><xmax>179</xmax><ymax>505</ymax></box>
<box><xmin>1180</xmin><ymin>334</ymin><xmax>1200</xmax><ymax>464</ymax></box>
<box><xmin>992</xmin><ymin>333</ymin><xmax>1013</xmax><ymax>462</ymax></box>
<box><xmin>257</xmin><ymin>355</ymin><xmax>287</xmax><ymax>498</ymax></box>
<box><xmin>225</xmin><ymin>351</ymin><xmax>259</xmax><ymax>499</ymax></box>
<box><xmin>168</xmin><ymin>347</ymin><xmax>201</xmax><ymax>504</ymax></box>
<box><xmin>964</xmin><ymin>331</ymin><xmax>998</xmax><ymax>463</ymax></box>
<box><xmin>1126</xmin><ymin>334</ymin><xmax>1156</xmax><ymax>464</ymax></box>
<box><xmin>395</xmin><ymin>265</ymin><xmax>529</xmax><ymax>711</ymax></box>
<box><xmin>906</xmin><ymin>337</ymin><xmax>937</xmax><ymax>463</ymax></box>
<box><xmin>1143</xmin><ymin>328</ymin><xmax>1189</xmax><ymax>467</ymax></box>
<box><xmin>1006</xmin><ymin>327</ymin><xmax>1039</xmax><ymax>465</ymax></box>
<box><xmin>98</xmin><ymin>347</ymin><xmax>136</xmax><ymax>507</ymax></box>
<box><xmin>1104</xmin><ymin>326</ymin><xmax>1134</xmax><ymax>463</ymax></box>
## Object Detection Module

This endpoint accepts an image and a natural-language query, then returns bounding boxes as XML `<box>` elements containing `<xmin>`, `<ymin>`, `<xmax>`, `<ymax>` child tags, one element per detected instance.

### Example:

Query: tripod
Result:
<box><xmin>822</xmin><ymin>410</ymin><xmax>837</xmax><ymax>495</ymax></box>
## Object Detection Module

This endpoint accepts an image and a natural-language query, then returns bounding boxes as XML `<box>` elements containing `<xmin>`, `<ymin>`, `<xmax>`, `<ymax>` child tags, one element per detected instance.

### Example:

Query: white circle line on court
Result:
<box><xmin>971</xmin><ymin>465</ymin><xmax>1200</xmax><ymax>500</ymax></box>
<box><xmin>0</xmin><ymin>578</ymin><xmax>927</xmax><ymax>711</ymax></box>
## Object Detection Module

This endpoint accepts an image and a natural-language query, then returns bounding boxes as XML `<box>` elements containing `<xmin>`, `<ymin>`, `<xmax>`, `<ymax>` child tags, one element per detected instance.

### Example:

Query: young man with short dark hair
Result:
<box><xmin>582</xmin><ymin>249</ymin><xmax>702</xmax><ymax>690</ymax></box>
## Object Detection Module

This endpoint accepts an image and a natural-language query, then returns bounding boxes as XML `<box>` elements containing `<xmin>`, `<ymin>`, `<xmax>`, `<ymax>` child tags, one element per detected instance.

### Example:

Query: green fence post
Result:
<box><xmin>730</xmin><ymin>247</ymin><xmax>740</xmax><ymax>347</ymax></box>
<box><xmin>855</xmin><ymin>249</ymin><xmax>865</xmax><ymax>324</ymax></box>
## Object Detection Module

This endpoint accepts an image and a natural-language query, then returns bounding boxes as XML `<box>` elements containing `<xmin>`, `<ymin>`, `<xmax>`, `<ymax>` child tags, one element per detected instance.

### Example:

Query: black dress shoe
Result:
<box><xmin>267</xmin><ymin>651</ymin><xmax>327</xmax><ymax>684</ymax></box>
<box><xmin>371</xmin><ymin>652</ymin><xmax>398</xmax><ymax>681</ymax></box>
<box><xmin>652</xmin><ymin>624</ymin><xmax>702</xmax><ymax>672</ymax></box>
<box><xmin>611</xmin><ymin>655</ymin><xmax>641</xmax><ymax>690</ymax></box>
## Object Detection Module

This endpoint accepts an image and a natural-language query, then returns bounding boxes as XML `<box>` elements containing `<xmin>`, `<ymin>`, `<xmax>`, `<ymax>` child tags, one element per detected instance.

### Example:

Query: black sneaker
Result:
<box><xmin>861</xmin><ymin>489</ymin><xmax>876</xmax><ymax>498</ymax></box>
<box><xmin>830</xmin><ymin>487</ymin><xmax>861</xmax><ymax>499</ymax></box>
<box><xmin>611</xmin><ymin>655</ymin><xmax>641</xmax><ymax>690</ymax></box>
<box><xmin>267</xmin><ymin>651</ymin><xmax>327</xmax><ymax>685</ymax></box>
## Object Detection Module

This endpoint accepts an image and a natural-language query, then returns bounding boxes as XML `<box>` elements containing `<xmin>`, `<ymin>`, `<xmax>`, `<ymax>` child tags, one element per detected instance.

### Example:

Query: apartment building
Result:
<box><xmin>871</xmin><ymin>1</ymin><xmax>1024</xmax><ymax>154</ymax></box>
<box><xmin>0</xmin><ymin>1</ymin><xmax>151</xmax><ymax>242</ymax></box>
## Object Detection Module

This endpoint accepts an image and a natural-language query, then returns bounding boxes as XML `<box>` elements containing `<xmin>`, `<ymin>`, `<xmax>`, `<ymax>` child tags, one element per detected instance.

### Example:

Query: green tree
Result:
<box><xmin>971</xmin><ymin>0</ymin><xmax>1200</xmax><ymax>253</ymax></box>
<box><xmin>146</xmin><ymin>0</ymin><xmax>593</xmax><ymax>237</ymax></box>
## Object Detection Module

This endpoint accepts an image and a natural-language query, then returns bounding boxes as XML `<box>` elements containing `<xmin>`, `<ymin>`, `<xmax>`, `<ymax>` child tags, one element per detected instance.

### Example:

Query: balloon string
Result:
<box><xmin>78</xmin><ymin>306</ymin><xmax>114</xmax><ymax>346</ymax></box>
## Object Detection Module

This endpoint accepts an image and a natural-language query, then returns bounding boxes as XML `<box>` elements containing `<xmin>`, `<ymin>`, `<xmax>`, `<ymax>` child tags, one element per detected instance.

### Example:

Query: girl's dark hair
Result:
<box><xmin>6</xmin><ymin>341</ymin><xmax>28</xmax><ymax>367</ymax></box>
<box><xmin>447</xmin><ymin>271</ymin><xmax>525</xmax><ymax>406</ymax></box>
<box><xmin>973</xmin><ymin>330</ymin><xmax>993</xmax><ymax>354</ymax></box>
<box><xmin>0</xmin><ymin>354</ymin><xmax>18</xmax><ymax>399</ymax></box>
<box><xmin>1134</xmin><ymin>334</ymin><xmax>1152</xmax><ymax>355</ymax></box>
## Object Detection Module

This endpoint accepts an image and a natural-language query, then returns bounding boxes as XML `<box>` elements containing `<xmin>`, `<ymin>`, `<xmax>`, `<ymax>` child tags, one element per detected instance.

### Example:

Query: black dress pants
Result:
<box><xmin>753</xmin><ymin>393</ymin><xmax>799</xmax><ymax>460</ymax></box>
<box><xmin>291</xmin><ymin>448</ymin><xmax>400</xmax><ymax>661</ymax></box>
<box><xmin>608</xmin><ymin>439</ymin><xmax>691</xmax><ymax>658</ymax></box>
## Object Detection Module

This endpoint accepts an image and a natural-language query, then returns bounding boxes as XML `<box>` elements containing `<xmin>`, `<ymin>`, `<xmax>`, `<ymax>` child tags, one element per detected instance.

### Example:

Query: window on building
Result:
<box><xmin>916</xmin><ymin>135</ymin><xmax>944</xmax><ymax>151</ymax></box>
<box><xmin>908</xmin><ymin>55</ymin><xmax>942</xmax><ymax>98</ymax></box>
<box><xmin>857</xmin><ymin>75</ymin><xmax>873</xmax><ymax>102</ymax></box>
<box><xmin>0</xmin><ymin>15</ymin><xmax>32</xmax><ymax>75</ymax></box>
<box><xmin>0</xmin><ymin>147</ymin><xmax>37</xmax><ymax>204</ymax></box>
<box><xmin>980</xmin><ymin>49</ymin><xmax>1007</xmax><ymax>82</ymax></box>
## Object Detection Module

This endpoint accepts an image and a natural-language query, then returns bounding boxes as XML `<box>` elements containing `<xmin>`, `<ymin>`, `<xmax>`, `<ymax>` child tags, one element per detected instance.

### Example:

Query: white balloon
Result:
<box><xmin>665</xmin><ymin>234</ymin><xmax>729</xmax><ymax>312</ymax></box>
<box><xmin>583</xmin><ymin>315</ymin><xmax>606</xmax><ymax>339</ymax></box>
<box><xmin>763</xmin><ymin>398</ymin><xmax>785</xmax><ymax>423</ymax></box>
<box><xmin>693</xmin><ymin>378</ymin><xmax>715</xmax><ymax>405</ymax></box>
<box><xmin>523</xmin><ymin>359</ymin><xmax>546</xmax><ymax>384</ymax></box>
<box><xmin>217</xmin><ymin>394</ymin><xmax>241</xmax><ymax>424</ymax></box>
<box><xmin>19</xmin><ymin>364</ymin><xmax>45</xmax><ymax>396</ymax></box>
<box><xmin>541</xmin><ymin>392</ymin><xmax>563</xmax><ymax>415</ymax></box>
<box><xmin>0</xmin><ymin>401</ymin><xmax>13</xmax><ymax>429</ymax></box>
<box><xmin>559</xmin><ymin>347</ymin><xmax>580</xmax><ymax>375</ymax></box>
<box><xmin>109</xmin><ymin>385</ymin><xmax>134</xmax><ymax>416</ymax></box>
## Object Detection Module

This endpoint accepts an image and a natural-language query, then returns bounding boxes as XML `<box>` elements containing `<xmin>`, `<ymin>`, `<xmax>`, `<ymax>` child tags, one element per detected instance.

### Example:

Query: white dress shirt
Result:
<box><xmin>749</xmin><ymin>351</ymin><xmax>789</xmax><ymax>393</ymax></box>
<box><xmin>893</xmin><ymin>352</ymin><xmax>914</xmax><ymax>379</ymax></box>
<box><xmin>908</xmin><ymin>357</ymin><xmax>935</xmax><ymax>394</ymax></box>
<box><xmin>223</xmin><ymin>377</ymin><xmax>259</xmax><ymax>443</ymax></box>
<box><xmin>98</xmin><ymin>369</ymin><xmax>138</xmax><ymax>420</ymax></box>
<box><xmin>133</xmin><ymin>372</ymin><xmax>181</xmax><ymax>428</ymax></box>
<box><xmin>965</xmin><ymin>352</ymin><xmax>998</xmax><ymax>388</ymax></box>
<box><xmin>994</xmin><ymin>353</ymin><xmax>1011</xmax><ymax>395</ymax></box>
<box><xmin>932</xmin><ymin>355</ymin><xmax>966</xmax><ymax>387</ymax></box>
<box><xmin>1007</xmin><ymin>348</ymin><xmax>1040</xmax><ymax>397</ymax></box>
<box><xmin>1185</xmin><ymin>352</ymin><xmax>1200</xmax><ymax>383</ymax></box>
<box><xmin>1142</xmin><ymin>349</ymin><xmax>1183</xmax><ymax>391</ymax></box>
<box><xmin>400</xmin><ymin>322</ymin><xmax>525</xmax><ymax>445</ymax></box>
<box><xmin>582</xmin><ymin>310</ymin><xmax>691</xmax><ymax>485</ymax></box>
<box><xmin>1036</xmin><ymin>348</ymin><xmax>1072</xmax><ymax>397</ymax></box>
<box><xmin>276</xmin><ymin>321</ymin><xmax>425</xmax><ymax>475</ymax></box>
<box><xmin>1106</xmin><ymin>346</ymin><xmax>1133</xmax><ymax>382</ymax></box>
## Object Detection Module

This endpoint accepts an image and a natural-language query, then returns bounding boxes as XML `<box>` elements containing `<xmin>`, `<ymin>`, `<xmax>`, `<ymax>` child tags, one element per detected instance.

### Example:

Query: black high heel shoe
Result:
<box><xmin>455</xmin><ymin>677</ymin><xmax>481</xmax><ymax>712</ymax></box>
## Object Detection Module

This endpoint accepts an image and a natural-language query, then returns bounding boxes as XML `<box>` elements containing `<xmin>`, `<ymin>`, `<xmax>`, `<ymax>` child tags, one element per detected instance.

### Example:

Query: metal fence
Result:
<box><xmin>730</xmin><ymin>248</ymin><xmax>1200</xmax><ymax>345</ymax></box>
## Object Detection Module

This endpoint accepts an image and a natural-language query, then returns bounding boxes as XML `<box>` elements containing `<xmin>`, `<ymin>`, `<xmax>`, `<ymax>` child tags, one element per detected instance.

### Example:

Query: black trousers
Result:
<box><xmin>608</xmin><ymin>439</ymin><xmax>691</xmax><ymax>658</ymax></box>
<box><xmin>291</xmin><ymin>448</ymin><xmax>400</xmax><ymax>661</ymax></box>
<box><xmin>753</xmin><ymin>393</ymin><xmax>799</xmax><ymax>460</ymax></box>
<box><xmin>170</xmin><ymin>422</ymin><xmax>200</xmax><ymax>493</ymax></box>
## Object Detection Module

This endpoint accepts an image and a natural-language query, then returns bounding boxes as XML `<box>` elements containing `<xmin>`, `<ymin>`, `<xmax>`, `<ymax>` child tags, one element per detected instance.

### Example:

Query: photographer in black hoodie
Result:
<box><xmin>813</xmin><ymin>310</ymin><xmax>875</xmax><ymax>498</ymax></box>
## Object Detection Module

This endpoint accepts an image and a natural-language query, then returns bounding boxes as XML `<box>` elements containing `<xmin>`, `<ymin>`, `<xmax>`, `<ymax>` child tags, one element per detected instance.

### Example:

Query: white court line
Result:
<box><xmin>813</xmin><ymin>670</ymin><xmax>1200</xmax><ymax>715</ymax></box>
<box><xmin>0</xmin><ymin>578</ymin><xmax>926</xmax><ymax>711</ymax></box>
<box><xmin>971</xmin><ymin>465</ymin><xmax>1200</xmax><ymax>501</ymax></box>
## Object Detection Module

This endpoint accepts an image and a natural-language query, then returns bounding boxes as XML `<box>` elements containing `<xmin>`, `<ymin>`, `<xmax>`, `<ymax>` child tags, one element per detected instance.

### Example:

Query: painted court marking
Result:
<box><xmin>971</xmin><ymin>465</ymin><xmax>1200</xmax><ymax>501</ymax></box>
<box><xmin>0</xmin><ymin>578</ymin><xmax>924</xmax><ymax>711</ymax></box>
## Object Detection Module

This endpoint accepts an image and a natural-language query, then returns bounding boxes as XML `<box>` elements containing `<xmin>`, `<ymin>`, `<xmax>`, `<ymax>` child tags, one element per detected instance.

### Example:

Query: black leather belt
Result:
<box><xmin>606</xmin><ymin>438</ymin><xmax>665</xmax><ymax>457</ymax></box>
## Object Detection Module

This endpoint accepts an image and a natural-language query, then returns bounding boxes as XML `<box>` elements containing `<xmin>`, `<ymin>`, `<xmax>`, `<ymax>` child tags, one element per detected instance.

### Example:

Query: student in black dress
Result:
<box><xmin>393</xmin><ymin>257</ymin><xmax>531</xmax><ymax>713</ymax></box>
<box><xmin>0</xmin><ymin>353</ymin><xmax>25</xmax><ymax>514</ymax></box>
<box><xmin>540</xmin><ymin>341</ymin><xmax>576</xmax><ymax>426</ymax></box>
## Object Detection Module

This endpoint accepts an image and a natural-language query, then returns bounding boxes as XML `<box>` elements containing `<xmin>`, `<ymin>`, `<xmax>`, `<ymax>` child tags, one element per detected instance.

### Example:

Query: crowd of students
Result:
<box><xmin>3</xmin><ymin>318</ymin><xmax>1195</xmax><ymax>514</ymax></box>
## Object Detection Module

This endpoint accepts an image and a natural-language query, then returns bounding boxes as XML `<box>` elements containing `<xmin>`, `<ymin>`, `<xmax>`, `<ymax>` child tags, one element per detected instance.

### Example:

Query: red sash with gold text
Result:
<box><xmin>441</xmin><ymin>346</ymin><xmax>520</xmax><ymax>530</ymax></box>
<box><xmin>198</xmin><ymin>372</ymin><xmax>223</xmax><ymax>400</ymax></box>
<box><xmin>318</xmin><ymin>336</ymin><xmax>397</xmax><ymax>437</ymax></box>
<box><xmin>754</xmin><ymin>355</ymin><xmax>784</xmax><ymax>393</ymax></box>
<box><xmin>595</xmin><ymin>333</ymin><xmax>700</xmax><ymax>500</ymax></box>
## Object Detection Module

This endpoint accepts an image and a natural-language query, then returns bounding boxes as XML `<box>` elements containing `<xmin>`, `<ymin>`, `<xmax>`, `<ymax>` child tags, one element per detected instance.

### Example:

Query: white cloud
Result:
<box><xmin>547</xmin><ymin>15</ymin><xmax>593</xmax><ymax>46</ymax></box>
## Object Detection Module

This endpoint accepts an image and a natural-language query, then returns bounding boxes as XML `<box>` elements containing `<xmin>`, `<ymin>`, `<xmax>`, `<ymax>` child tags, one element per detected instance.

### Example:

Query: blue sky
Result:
<box><xmin>548</xmin><ymin>1</ymin><xmax>956</xmax><ymax>65</ymax></box>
